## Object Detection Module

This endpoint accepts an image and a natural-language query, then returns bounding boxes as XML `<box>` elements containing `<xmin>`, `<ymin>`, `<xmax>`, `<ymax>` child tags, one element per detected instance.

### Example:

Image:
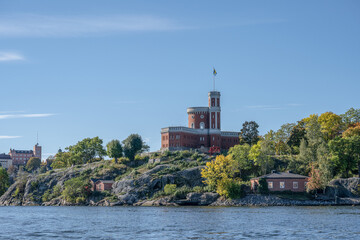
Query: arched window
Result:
<box><xmin>191</xmin><ymin>123</ymin><xmax>194</xmax><ymax>128</ymax></box>
<box><xmin>200</xmin><ymin>122</ymin><xmax>205</xmax><ymax>129</ymax></box>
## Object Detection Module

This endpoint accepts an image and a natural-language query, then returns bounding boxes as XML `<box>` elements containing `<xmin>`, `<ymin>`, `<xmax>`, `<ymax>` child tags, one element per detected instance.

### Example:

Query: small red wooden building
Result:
<box><xmin>251</xmin><ymin>171</ymin><xmax>309</xmax><ymax>192</ymax></box>
<box><xmin>90</xmin><ymin>179</ymin><xmax>114</xmax><ymax>192</ymax></box>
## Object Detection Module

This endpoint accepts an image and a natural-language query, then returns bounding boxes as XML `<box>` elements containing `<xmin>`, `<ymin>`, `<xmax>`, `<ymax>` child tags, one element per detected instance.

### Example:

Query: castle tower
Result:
<box><xmin>34</xmin><ymin>144</ymin><xmax>42</xmax><ymax>160</ymax></box>
<box><xmin>208</xmin><ymin>91</ymin><xmax>221</xmax><ymax>148</ymax></box>
<box><xmin>208</xmin><ymin>91</ymin><xmax>221</xmax><ymax>130</ymax></box>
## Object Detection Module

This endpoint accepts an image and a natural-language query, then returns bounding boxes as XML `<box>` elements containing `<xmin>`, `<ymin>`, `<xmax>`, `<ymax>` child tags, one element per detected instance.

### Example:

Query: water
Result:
<box><xmin>0</xmin><ymin>206</ymin><xmax>359</xmax><ymax>239</ymax></box>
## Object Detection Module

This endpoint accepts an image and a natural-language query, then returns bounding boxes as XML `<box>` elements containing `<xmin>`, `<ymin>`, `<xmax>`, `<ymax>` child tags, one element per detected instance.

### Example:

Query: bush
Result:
<box><xmin>258</xmin><ymin>178</ymin><xmax>269</xmax><ymax>194</ymax></box>
<box><xmin>62</xmin><ymin>177</ymin><xmax>90</xmax><ymax>203</ymax></box>
<box><xmin>192</xmin><ymin>186</ymin><xmax>204</xmax><ymax>193</ymax></box>
<box><xmin>164</xmin><ymin>184</ymin><xmax>177</xmax><ymax>195</ymax></box>
<box><xmin>174</xmin><ymin>186</ymin><xmax>192</xmax><ymax>199</ymax></box>
<box><xmin>217</xmin><ymin>178</ymin><xmax>245</xmax><ymax>199</ymax></box>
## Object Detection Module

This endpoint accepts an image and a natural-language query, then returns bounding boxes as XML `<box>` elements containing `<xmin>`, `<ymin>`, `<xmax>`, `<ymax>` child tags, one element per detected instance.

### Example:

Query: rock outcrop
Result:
<box><xmin>112</xmin><ymin>165</ymin><xmax>204</xmax><ymax>205</ymax></box>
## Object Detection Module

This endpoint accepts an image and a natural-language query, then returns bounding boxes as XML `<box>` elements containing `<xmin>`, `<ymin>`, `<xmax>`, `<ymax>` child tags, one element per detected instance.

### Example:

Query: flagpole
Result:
<box><xmin>213</xmin><ymin>74</ymin><xmax>215</xmax><ymax>91</ymax></box>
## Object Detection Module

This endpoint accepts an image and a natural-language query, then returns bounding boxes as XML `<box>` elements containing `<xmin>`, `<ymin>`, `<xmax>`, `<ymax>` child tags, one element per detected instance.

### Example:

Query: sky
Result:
<box><xmin>0</xmin><ymin>0</ymin><xmax>359</xmax><ymax>159</ymax></box>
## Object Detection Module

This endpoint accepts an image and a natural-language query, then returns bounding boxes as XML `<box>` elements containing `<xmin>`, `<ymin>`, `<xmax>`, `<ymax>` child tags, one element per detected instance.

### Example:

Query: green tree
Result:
<box><xmin>341</xmin><ymin>108</ymin><xmax>360</xmax><ymax>127</ymax></box>
<box><xmin>329</xmin><ymin>136</ymin><xmax>360</xmax><ymax>177</ymax></box>
<box><xmin>106</xmin><ymin>139</ymin><xmax>123</xmax><ymax>163</ymax></box>
<box><xmin>122</xmin><ymin>134</ymin><xmax>147</xmax><ymax>161</ymax></box>
<box><xmin>62</xmin><ymin>177</ymin><xmax>90</xmax><ymax>203</ymax></box>
<box><xmin>0</xmin><ymin>167</ymin><xmax>10</xmax><ymax>196</ymax></box>
<box><xmin>26</xmin><ymin>157</ymin><xmax>41</xmax><ymax>172</ymax></box>
<box><xmin>66</xmin><ymin>137</ymin><xmax>106</xmax><ymax>164</ymax></box>
<box><xmin>249</xmin><ymin>140</ymin><xmax>274</xmax><ymax>175</ymax></box>
<box><xmin>228</xmin><ymin>144</ymin><xmax>252</xmax><ymax>179</ymax></box>
<box><xmin>240</xmin><ymin>121</ymin><xmax>259</xmax><ymax>145</ymax></box>
<box><xmin>51</xmin><ymin>152</ymin><xmax>74</xmax><ymax>169</ymax></box>
<box><xmin>287</xmin><ymin>121</ymin><xmax>306</xmax><ymax>151</ymax></box>
<box><xmin>275</xmin><ymin>123</ymin><xmax>295</xmax><ymax>144</ymax></box>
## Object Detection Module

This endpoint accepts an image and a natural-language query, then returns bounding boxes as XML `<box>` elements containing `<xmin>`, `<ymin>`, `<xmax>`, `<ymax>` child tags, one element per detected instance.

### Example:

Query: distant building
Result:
<box><xmin>161</xmin><ymin>90</ymin><xmax>240</xmax><ymax>152</ymax></box>
<box><xmin>0</xmin><ymin>154</ymin><xmax>12</xmax><ymax>169</ymax></box>
<box><xmin>90</xmin><ymin>179</ymin><xmax>114</xmax><ymax>192</ymax></box>
<box><xmin>250</xmin><ymin>171</ymin><xmax>309</xmax><ymax>192</ymax></box>
<box><xmin>9</xmin><ymin>144</ymin><xmax>42</xmax><ymax>167</ymax></box>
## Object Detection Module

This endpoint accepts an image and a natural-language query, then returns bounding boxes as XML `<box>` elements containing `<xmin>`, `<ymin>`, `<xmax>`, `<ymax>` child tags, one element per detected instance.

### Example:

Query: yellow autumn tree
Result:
<box><xmin>201</xmin><ymin>155</ymin><xmax>243</xmax><ymax>198</ymax></box>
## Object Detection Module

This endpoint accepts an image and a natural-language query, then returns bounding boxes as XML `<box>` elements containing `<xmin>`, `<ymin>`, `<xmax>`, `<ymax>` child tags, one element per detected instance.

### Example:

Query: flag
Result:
<box><xmin>213</xmin><ymin>68</ymin><xmax>217</xmax><ymax>76</ymax></box>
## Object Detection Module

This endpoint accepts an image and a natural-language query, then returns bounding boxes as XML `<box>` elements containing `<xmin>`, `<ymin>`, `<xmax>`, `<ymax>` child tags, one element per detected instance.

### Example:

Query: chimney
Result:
<box><xmin>271</xmin><ymin>170</ymin><xmax>277</xmax><ymax>173</ymax></box>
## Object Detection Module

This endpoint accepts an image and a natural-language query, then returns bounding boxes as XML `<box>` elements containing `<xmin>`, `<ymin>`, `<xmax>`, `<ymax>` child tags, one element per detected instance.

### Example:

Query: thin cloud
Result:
<box><xmin>0</xmin><ymin>14</ymin><xmax>185</xmax><ymax>37</ymax></box>
<box><xmin>0</xmin><ymin>113</ymin><xmax>55</xmax><ymax>119</ymax></box>
<box><xmin>0</xmin><ymin>135</ymin><xmax>22</xmax><ymax>139</ymax></box>
<box><xmin>0</xmin><ymin>52</ymin><xmax>24</xmax><ymax>61</ymax></box>
<box><xmin>245</xmin><ymin>103</ymin><xmax>303</xmax><ymax>111</ymax></box>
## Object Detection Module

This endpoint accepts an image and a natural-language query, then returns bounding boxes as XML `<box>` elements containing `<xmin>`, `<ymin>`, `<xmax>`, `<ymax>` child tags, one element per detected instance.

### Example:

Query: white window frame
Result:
<box><xmin>293</xmin><ymin>182</ymin><xmax>298</xmax><ymax>189</ymax></box>
<box><xmin>268</xmin><ymin>181</ymin><xmax>273</xmax><ymax>189</ymax></box>
<box><xmin>280</xmin><ymin>182</ymin><xmax>285</xmax><ymax>189</ymax></box>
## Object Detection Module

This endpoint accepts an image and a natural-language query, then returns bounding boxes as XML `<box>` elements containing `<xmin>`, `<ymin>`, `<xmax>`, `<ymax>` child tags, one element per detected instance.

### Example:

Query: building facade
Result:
<box><xmin>250</xmin><ymin>171</ymin><xmax>309</xmax><ymax>192</ymax></box>
<box><xmin>9</xmin><ymin>144</ymin><xmax>42</xmax><ymax>167</ymax></box>
<box><xmin>161</xmin><ymin>91</ymin><xmax>240</xmax><ymax>152</ymax></box>
<box><xmin>0</xmin><ymin>154</ymin><xmax>12</xmax><ymax>169</ymax></box>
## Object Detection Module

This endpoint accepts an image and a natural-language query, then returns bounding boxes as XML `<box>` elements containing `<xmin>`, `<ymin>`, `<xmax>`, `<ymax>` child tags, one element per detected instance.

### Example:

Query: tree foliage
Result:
<box><xmin>201</xmin><ymin>155</ymin><xmax>238</xmax><ymax>193</ymax></box>
<box><xmin>341</xmin><ymin>108</ymin><xmax>360</xmax><ymax>127</ymax></box>
<box><xmin>62</xmin><ymin>177</ymin><xmax>90</xmax><ymax>203</ymax></box>
<box><xmin>240</xmin><ymin>121</ymin><xmax>259</xmax><ymax>145</ymax></box>
<box><xmin>67</xmin><ymin>137</ymin><xmax>106</xmax><ymax>164</ymax></box>
<box><xmin>26</xmin><ymin>157</ymin><xmax>41</xmax><ymax>172</ymax></box>
<box><xmin>228</xmin><ymin>144</ymin><xmax>252</xmax><ymax>179</ymax></box>
<box><xmin>342</xmin><ymin>123</ymin><xmax>360</xmax><ymax>138</ymax></box>
<box><xmin>0</xmin><ymin>167</ymin><xmax>10</xmax><ymax>196</ymax></box>
<box><xmin>106</xmin><ymin>139</ymin><xmax>123</xmax><ymax>163</ymax></box>
<box><xmin>318</xmin><ymin>112</ymin><xmax>343</xmax><ymax>141</ymax></box>
<box><xmin>122</xmin><ymin>134</ymin><xmax>148</xmax><ymax>161</ymax></box>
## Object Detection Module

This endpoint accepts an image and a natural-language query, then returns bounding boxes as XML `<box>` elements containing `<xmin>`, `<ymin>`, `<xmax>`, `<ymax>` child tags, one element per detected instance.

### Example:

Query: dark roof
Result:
<box><xmin>0</xmin><ymin>154</ymin><xmax>11</xmax><ymax>159</ymax></box>
<box><xmin>96</xmin><ymin>180</ymin><xmax>114</xmax><ymax>184</ymax></box>
<box><xmin>252</xmin><ymin>171</ymin><xmax>308</xmax><ymax>180</ymax></box>
<box><xmin>11</xmin><ymin>150</ymin><xmax>33</xmax><ymax>154</ymax></box>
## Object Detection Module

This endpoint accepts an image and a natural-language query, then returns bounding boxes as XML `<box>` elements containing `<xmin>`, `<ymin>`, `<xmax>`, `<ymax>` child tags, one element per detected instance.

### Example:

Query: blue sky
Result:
<box><xmin>0</xmin><ymin>0</ymin><xmax>359</xmax><ymax>159</ymax></box>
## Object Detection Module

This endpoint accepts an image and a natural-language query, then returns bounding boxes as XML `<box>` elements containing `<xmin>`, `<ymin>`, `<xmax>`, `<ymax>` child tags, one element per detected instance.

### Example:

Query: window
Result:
<box><xmin>268</xmin><ymin>181</ymin><xmax>273</xmax><ymax>189</ymax></box>
<box><xmin>200</xmin><ymin>115</ymin><xmax>204</xmax><ymax>119</ymax></box>
<box><xmin>176</xmin><ymin>135</ymin><xmax>180</xmax><ymax>139</ymax></box>
<box><xmin>293</xmin><ymin>182</ymin><xmax>298</xmax><ymax>189</ymax></box>
<box><xmin>191</xmin><ymin>115</ymin><xmax>195</xmax><ymax>119</ymax></box>
<box><xmin>200</xmin><ymin>122</ymin><xmax>205</xmax><ymax>129</ymax></box>
<box><xmin>191</xmin><ymin>123</ymin><xmax>194</xmax><ymax>128</ymax></box>
<box><xmin>280</xmin><ymin>182</ymin><xmax>285</xmax><ymax>189</ymax></box>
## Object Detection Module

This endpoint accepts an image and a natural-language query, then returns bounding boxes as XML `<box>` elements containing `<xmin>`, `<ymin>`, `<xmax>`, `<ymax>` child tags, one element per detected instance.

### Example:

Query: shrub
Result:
<box><xmin>164</xmin><ymin>184</ymin><xmax>177</xmax><ymax>195</ymax></box>
<box><xmin>174</xmin><ymin>186</ymin><xmax>192</xmax><ymax>199</ymax></box>
<box><xmin>258</xmin><ymin>178</ymin><xmax>269</xmax><ymax>194</ymax></box>
<box><xmin>62</xmin><ymin>177</ymin><xmax>90</xmax><ymax>203</ymax></box>
<box><xmin>217</xmin><ymin>178</ymin><xmax>245</xmax><ymax>199</ymax></box>
<box><xmin>192</xmin><ymin>186</ymin><xmax>204</xmax><ymax>193</ymax></box>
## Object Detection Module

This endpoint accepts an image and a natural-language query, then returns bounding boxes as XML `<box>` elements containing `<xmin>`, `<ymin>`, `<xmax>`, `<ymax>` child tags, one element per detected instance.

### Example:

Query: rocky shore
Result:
<box><xmin>1</xmin><ymin>160</ymin><xmax>359</xmax><ymax>207</ymax></box>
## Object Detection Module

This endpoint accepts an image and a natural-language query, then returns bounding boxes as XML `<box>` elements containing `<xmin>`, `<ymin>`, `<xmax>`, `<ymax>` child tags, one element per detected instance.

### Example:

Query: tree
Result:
<box><xmin>249</xmin><ymin>141</ymin><xmax>274</xmax><ymax>175</ymax></box>
<box><xmin>306</xmin><ymin>164</ymin><xmax>323</xmax><ymax>193</ymax></box>
<box><xmin>26</xmin><ymin>157</ymin><xmax>41</xmax><ymax>172</ymax></box>
<box><xmin>240</xmin><ymin>121</ymin><xmax>259</xmax><ymax>145</ymax></box>
<box><xmin>62</xmin><ymin>177</ymin><xmax>90</xmax><ymax>203</ymax></box>
<box><xmin>318</xmin><ymin>112</ymin><xmax>343</xmax><ymax>141</ymax></box>
<box><xmin>228</xmin><ymin>144</ymin><xmax>252</xmax><ymax>179</ymax></box>
<box><xmin>122</xmin><ymin>134</ymin><xmax>146</xmax><ymax>161</ymax></box>
<box><xmin>201</xmin><ymin>155</ymin><xmax>238</xmax><ymax>191</ymax></box>
<box><xmin>329</xmin><ymin>136</ymin><xmax>360</xmax><ymax>177</ymax></box>
<box><xmin>275</xmin><ymin>123</ymin><xmax>295</xmax><ymax>144</ymax></box>
<box><xmin>342</xmin><ymin>123</ymin><xmax>360</xmax><ymax>138</ymax></box>
<box><xmin>106</xmin><ymin>140</ymin><xmax>123</xmax><ymax>163</ymax></box>
<box><xmin>51</xmin><ymin>152</ymin><xmax>74</xmax><ymax>169</ymax></box>
<box><xmin>0</xmin><ymin>167</ymin><xmax>10</xmax><ymax>196</ymax></box>
<box><xmin>287</xmin><ymin>121</ymin><xmax>306</xmax><ymax>151</ymax></box>
<box><xmin>341</xmin><ymin>108</ymin><xmax>360</xmax><ymax>127</ymax></box>
<box><xmin>66</xmin><ymin>137</ymin><xmax>106</xmax><ymax>164</ymax></box>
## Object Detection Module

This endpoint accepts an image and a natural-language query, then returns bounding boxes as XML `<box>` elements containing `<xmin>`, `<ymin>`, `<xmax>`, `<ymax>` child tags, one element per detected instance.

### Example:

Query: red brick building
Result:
<box><xmin>250</xmin><ymin>171</ymin><xmax>309</xmax><ymax>192</ymax></box>
<box><xmin>9</xmin><ymin>143</ymin><xmax>42</xmax><ymax>167</ymax></box>
<box><xmin>161</xmin><ymin>90</ymin><xmax>240</xmax><ymax>152</ymax></box>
